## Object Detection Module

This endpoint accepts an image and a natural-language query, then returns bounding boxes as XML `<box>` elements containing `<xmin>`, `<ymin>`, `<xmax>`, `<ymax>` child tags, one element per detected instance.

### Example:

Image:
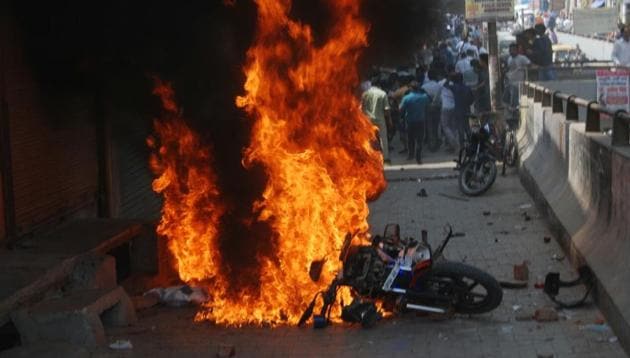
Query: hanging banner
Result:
<box><xmin>596</xmin><ymin>69</ymin><xmax>630</xmax><ymax>113</ymax></box>
<box><xmin>466</xmin><ymin>0</ymin><xmax>514</xmax><ymax>22</ymax></box>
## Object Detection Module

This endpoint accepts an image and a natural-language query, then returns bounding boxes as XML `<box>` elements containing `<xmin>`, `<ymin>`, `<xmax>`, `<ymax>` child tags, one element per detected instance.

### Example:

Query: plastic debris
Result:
<box><xmin>512</xmin><ymin>305</ymin><xmax>522</xmax><ymax>312</ymax></box>
<box><xmin>609</xmin><ymin>336</ymin><xmax>619</xmax><ymax>343</ymax></box>
<box><xmin>552</xmin><ymin>254</ymin><xmax>565</xmax><ymax>261</ymax></box>
<box><xmin>438</xmin><ymin>332</ymin><xmax>448</xmax><ymax>341</ymax></box>
<box><xmin>500</xmin><ymin>325</ymin><xmax>513</xmax><ymax>334</ymax></box>
<box><xmin>144</xmin><ymin>285</ymin><xmax>210</xmax><ymax>307</ymax></box>
<box><xmin>580</xmin><ymin>323</ymin><xmax>611</xmax><ymax>333</ymax></box>
<box><xmin>519</xmin><ymin>203</ymin><xmax>532</xmax><ymax>209</ymax></box>
<box><xmin>109</xmin><ymin>340</ymin><xmax>133</xmax><ymax>350</ymax></box>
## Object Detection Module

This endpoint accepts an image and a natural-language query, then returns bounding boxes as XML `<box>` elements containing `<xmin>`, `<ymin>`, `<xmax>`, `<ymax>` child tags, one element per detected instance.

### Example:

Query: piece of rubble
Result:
<box><xmin>534</xmin><ymin>307</ymin><xmax>559</xmax><ymax>322</ymax></box>
<box><xmin>109</xmin><ymin>340</ymin><xmax>133</xmax><ymax>350</ymax></box>
<box><xmin>513</xmin><ymin>261</ymin><xmax>530</xmax><ymax>281</ymax></box>
<box><xmin>552</xmin><ymin>254</ymin><xmax>565</xmax><ymax>261</ymax></box>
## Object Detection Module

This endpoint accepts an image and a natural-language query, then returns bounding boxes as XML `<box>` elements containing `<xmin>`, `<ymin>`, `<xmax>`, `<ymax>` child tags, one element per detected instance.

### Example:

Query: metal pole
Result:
<box><xmin>488</xmin><ymin>21</ymin><xmax>502</xmax><ymax>112</ymax></box>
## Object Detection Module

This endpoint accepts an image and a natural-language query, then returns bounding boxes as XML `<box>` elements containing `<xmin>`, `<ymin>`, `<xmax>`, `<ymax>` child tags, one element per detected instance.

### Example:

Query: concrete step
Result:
<box><xmin>10</xmin><ymin>286</ymin><xmax>137</xmax><ymax>347</ymax></box>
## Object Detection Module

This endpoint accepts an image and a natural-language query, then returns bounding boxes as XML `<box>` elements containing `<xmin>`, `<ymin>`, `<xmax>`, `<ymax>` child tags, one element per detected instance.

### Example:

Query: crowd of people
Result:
<box><xmin>360</xmin><ymin>15</ymin><xmax>547</xmax><ymax>165</ymax></box>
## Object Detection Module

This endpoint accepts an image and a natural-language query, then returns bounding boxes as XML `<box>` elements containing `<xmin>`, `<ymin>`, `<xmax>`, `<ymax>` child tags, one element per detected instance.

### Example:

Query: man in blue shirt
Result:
<box><xmin>399</xmin><ymin>82</ymin><xmax>430</xmax><ymax>164</ymax></box>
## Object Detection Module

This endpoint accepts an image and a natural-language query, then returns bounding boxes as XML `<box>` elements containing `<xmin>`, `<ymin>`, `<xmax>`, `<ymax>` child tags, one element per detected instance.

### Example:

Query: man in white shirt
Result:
<box><xmin>361</xmin><ymin>80</ymin><xmax>392</xmax><ymax>164</ymax></box>
<box><xmin>612</xmin><ymin>25</ymin><xmax>630</xmax><ymax>67</ymax></box>
<box><xmin>455</xmin><ymin>51</ymin><xmax>473</xmax><ymax>74</ymax></box>
<box><xmin>422</xmin><ymin>69</ymin><xmax>443</xmax><ymax>150</ymax></box>
<box><xmin>437</xmin><ymin>74</ymin><xmax>459</xmax><ymax>152</ymax></box>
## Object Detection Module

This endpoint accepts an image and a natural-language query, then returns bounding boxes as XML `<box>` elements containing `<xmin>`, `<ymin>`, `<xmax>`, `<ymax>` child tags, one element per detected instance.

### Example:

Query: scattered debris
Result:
<box><xmin>512</xmin><ymin>305</ymin><xmax>522</xmax><ymax>312</ymax></box>
<box><xmin>519</xmin><ymin>203</ymin><xmax>533</xmax><ymax>210</ymax></box>
<box><xmin>217</xmin><ymin>344</ymin><xmax>236</xmax><ymax>358</ymax></box>
<box><xmin>594</xmin><ymin>317</ymin><xmax>606</xmax><ymax>325</ymax></box>
<box><xmin>534</xmin><ymin>282</ymin><xmax>545</xmax><ymax>289</ymax></box>
<box><xmin>552</xmin><ymin>254</ymin><xmax>566</xmax><ymax>261</ymax></box>
<box><xmin>483</xmin><ymin>211</ymin><xmax>491</xmax><ymax>216</ymax></box>
<box><xmin>522</xmin><ymin>212</ymin><xmax>532</xmax><ymax>221</ymax></box>
<box><xmin>487</xmin><ymin>222</ymin><xmax>494</xmax><ymax>226</ymax></box>
<box><xmin>544</xmin><ymin>236</ymin><xmax>551</xmax><ymax>244</ymax></box>
<box><xmin>500</xmin><ymin>280</ymin><xmax>528</xmax><ymax>289</ymax></box>
<box><xmin>537</xmin><ymin>353</ymin><xmax>554</xmax><ymax>358</ymax></box>
<box><xmin>500</xmin><ymin>325</ymin><xmax>513</xmax><ymax>334</ymax></box>
<box><xmin>534</xmin><ymin>307</ymin><xmax>559</xmax><ymax>322</ymax></box>
<box><xmin>499</xmin><ymin>230</ymin><xmax>510</xmax><ymax>235</ymax></box>
<box><xmin>144</xmin><ymin>285</ymin><xmax>209</xmax><ymax>307</ymax></box>
<box><xmin>494</xmin><ymin>238</ymin><xmax>499</xmax><ymax>243</ymax></box>
<box><xmin>416</xmin><ymin>189</ymin><xmax>428</xmax><ymax>197</ymax></box>
<box><xmin>452</xmin><ymin>232</ymin><xmax>466</xmax><ymax>238</ymax></box>
<box><xmin>387</xmin><ymin>174</ymin><xmax>458</xmax><ymax>183</ymax></box>
<box><xmin>609</xmin><ymin>336</ymin><xmax>619</xmax><ymax>343</ymax></box>
<box><xmin>559</xmin><ymin>310</ymin><xmax>573</xmax><ymax>321</ymax></box>
<box><xmin>513</xmin><ymin>261</ymin><xmax>530</xmax><ymax>281</ymax></box>
<box><xmin>438</xmin><ymin>192</ymin><xmax>470</xmax><ymax>202</ymax></box>
<box><xmin>514</xmin><ymin>225</ymin><xmax>527</xmax><ymax>231</ymax></box>
<box><xmin>580</xmin><ymin>323</ymin><xmax>611</xmax><ymax>333</ymax></box>
<box><xmin>109</xmin><ymin>340</ymin><xmax>133</xmax><ymax>350</ymax></box>
<box><xmin>437</xmin><ymin>332</ymin><xmax>448</xmax><ymax>341</ymax></box>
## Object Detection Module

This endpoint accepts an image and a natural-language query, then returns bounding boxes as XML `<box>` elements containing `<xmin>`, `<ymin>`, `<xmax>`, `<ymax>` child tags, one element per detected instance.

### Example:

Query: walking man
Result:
<box><xmin>612</xmin><ymin>25</ymin><xmax>630</xmax><ymax>67</ymax></box>
<box><xmin>399</xmin><ymin>82</ymin><xmax>430</xmax><ymax>164</ymax></box>
<box><xmin>361</xmin><ymin>79</ymin><xmax>392</xmax><ymax>164</ymax></box>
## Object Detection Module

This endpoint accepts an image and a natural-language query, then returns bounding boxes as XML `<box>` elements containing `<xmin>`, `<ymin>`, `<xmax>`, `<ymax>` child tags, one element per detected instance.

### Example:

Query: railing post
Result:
<box><xmin>552</xmin><ymin>91</ymin><xmax>563</xmax><ymax>113</ymax></box>
<box><xmin>542</xmin><ymin>89</ymin><xmax>552</xmax><ymax>107</ymax></box>
<box><xmin>534</xmin><ymin>85</ymin><xmax>543</xmax><ymax>103</ymax></box>
<box><xmin>566</xmin><ymin>96</ymin><xmax>579</xmax><ymax>121</ymax></box>
<box><xmin>586</xmin><ymin>102</ymin><xmax>601</xmax><ymax>132</ymax></box>
<box><xmin>527</xmin><ymin>83</ymin><xmax>534</xmax><ymax>98</ymax></box>
<box><xmin>612</xmin><ymin>111</ymin><xmax>630</xmax><ymax>146</ymax></box>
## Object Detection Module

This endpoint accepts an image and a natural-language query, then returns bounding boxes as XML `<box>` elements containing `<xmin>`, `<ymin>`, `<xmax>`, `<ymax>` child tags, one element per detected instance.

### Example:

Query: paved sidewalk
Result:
<box><xmin>20</xmin><ymin>141</ymin><xmax>625</xmax><ymax>358</ymax></box>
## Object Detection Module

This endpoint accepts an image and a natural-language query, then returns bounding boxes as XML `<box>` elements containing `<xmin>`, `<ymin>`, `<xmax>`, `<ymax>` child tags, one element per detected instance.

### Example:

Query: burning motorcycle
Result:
<box><xmin>299</xmin><ymin>224</ymin><xmax>503</xmax><ymax>328</ymax></box>
<box><xmin>456</xmin><ymin>117</ymin><xmax>498</xmax><ymax>196</ymax></box>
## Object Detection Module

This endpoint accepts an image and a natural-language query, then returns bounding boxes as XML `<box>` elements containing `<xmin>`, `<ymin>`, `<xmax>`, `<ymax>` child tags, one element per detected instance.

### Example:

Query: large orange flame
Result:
<box><xmin>148</xmin><ymin>79</ymin><xmax>225</xmax><ymax>285</ymax></box>
<box><xmin>150</xmin><ymin>0</ymin><xmax>385</xmax><ymax>326</ymax></box>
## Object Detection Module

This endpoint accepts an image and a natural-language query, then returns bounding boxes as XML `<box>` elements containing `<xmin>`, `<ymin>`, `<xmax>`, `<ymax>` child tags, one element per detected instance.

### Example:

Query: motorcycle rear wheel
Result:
<box><xmin>458</xmin><ymin>159</ymin><xmax>497</xmax><ymax>196</ymax></box>
<box><xmin>429</xmin><ymin>261</ymin><xmax>503</xmax><ymax>314</ymax></box>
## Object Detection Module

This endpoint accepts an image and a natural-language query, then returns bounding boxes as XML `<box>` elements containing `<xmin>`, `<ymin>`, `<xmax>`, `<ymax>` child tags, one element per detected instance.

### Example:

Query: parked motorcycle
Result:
<box><xmin>456</xmin><ymin>118</ymin><xmax>498</xmax><ymax>196</ymax></box>
<box><xmin>299</xmin><ymin>224</ymin><xmax>503</xmax><ymax>328</ymax></box>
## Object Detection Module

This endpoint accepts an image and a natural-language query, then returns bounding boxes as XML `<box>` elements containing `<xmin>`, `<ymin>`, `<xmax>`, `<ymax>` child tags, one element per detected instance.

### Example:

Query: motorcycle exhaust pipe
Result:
<box><xmin>405</xmin><ymin>303</ymin><xmax>446</xmax><ymax>314</ymax></box>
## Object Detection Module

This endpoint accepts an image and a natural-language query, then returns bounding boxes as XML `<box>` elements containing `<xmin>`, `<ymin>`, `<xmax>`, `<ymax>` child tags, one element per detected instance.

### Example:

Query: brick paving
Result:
<box><xmin>91</xmin><ymin>142</ymin><xmax>627</xmax><ymax>358</ymax></box>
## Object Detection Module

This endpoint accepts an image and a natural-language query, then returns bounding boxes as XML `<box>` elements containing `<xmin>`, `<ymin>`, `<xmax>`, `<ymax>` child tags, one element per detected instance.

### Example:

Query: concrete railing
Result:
<box><xmin>518</xmin><ymin>81</ymin><xmax>630</xmax><ymax>354</ymax></box>
<box><xmin>523</xmin><ymin>82</ymin><xmax>630</xmax><ymax>145</ymax></box>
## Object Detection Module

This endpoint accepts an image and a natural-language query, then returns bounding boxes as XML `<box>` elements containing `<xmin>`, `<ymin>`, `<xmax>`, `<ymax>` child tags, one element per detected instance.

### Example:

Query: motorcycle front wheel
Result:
<box><xmin>429</xmin><ymin>261</ymin><xmax>503</xmax><ymax>314</ymax></box>
<box><xmin>458</xmin><ymin>158</ymin><xmax>497</xmax><ymax>196</ymax></box>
